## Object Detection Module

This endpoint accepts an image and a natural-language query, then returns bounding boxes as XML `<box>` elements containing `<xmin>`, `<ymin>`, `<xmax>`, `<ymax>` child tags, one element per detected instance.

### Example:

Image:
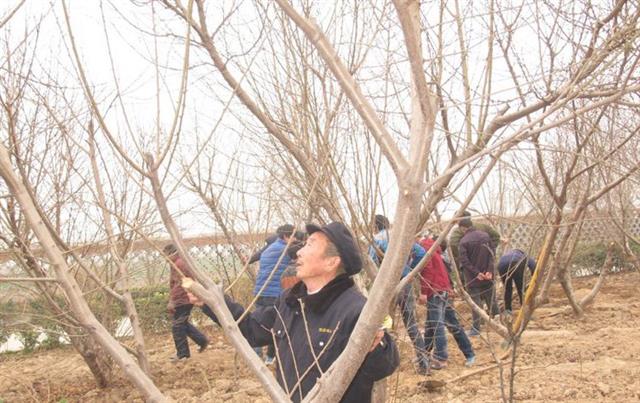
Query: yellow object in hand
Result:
<box><xmin>182</xmin><ymin>277</ymin><xmax>194</xmax><ymax>289</ymax></box>
<box><xmin>380</xmin><ymin>315</ymin><xmax>393</xmax><ymax>330</ymax></box>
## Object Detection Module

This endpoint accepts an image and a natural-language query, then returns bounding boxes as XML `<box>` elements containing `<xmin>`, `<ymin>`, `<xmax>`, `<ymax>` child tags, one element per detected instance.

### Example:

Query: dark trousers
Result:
<box><xmin>253</xmin><ymin>296</ymin><xmax>277</xmax><ymax>359</ymax></box>
<box><xmin>172</xmin><ymin>304</ymin><xmax>215</xmax><ymax>358</ymax></box>
<box><xmin>499</xmin><ymin>261</ymin><xmax>529</xmax><ymax>311</ymax></box>
<box><xmin>468</xmin><ymin>283</ymin><xmax>500</xmax><ymax>331</ymax></box>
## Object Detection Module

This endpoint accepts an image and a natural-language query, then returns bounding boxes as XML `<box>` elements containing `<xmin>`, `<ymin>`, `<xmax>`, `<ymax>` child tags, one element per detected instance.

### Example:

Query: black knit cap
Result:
<box><xmin>276</xmin><ymin>224</ymin><xmax>295</xmax><ymax>237</ymax></box>
<box><xmin>306</xmin><ymin>222</ymin><xmax>363</xmax><ymax>276</ymax></box>
<box><xmin>374</xmin><ymin>214</ymin><xmax>390</xmax><ymax>231</ymax></box>
<box><xmin>459</xmin><ymin>217</ymin><xmax>473</xmax><ymax>228</ymax></box>
<box><xmin>163</xmin><ymin>243</ymin><xmax>177</xmax><ymax>256</ymax></box>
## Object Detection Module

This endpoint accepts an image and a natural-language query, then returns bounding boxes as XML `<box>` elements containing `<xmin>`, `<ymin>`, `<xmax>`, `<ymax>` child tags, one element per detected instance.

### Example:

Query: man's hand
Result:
<box><xmin>418</xmin><ymin>294</ymin><xmax>428</xmax><ymax>305</ymax></box>
<box><xmin>370</xmin><ymin>315</ymin><xmax>393</xmax><ymax>351</ymax></box>
<box><xmin>369</xmin><ymin>329</ymin><xmax>384</xmax><ymax>352</ymax></box>
<box><xmin>167</xmin><ymin>301</ymin><xmax>175</xmax><ymax>314</ymax></box>
<box><xmin>476</xmin><ymin>272</ymin><xmax>486</xmax><ymax>281</ymax></box>
<box><xmin>182</xmin><ymin>277</ymin><xmax>194</xmax><ymax>289</ymax></box>
<box><xmin>187</xmin><ymin>291</ymin><xmax>203</xmax><ymax>306</ymax></box>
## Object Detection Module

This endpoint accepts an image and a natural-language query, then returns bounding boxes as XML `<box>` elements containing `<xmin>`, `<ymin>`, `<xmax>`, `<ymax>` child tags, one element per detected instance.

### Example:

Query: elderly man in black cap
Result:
<box><xmin>206</xmin><ymin>222</ymin><xmax>399</xmax><ymax>403</ymax></box>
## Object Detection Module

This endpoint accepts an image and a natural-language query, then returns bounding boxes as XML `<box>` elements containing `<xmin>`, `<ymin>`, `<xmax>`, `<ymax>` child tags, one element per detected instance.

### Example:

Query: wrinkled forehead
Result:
<box><xmin>307</xmin><ymin>231</ymin><xmax>330</xmax><ymax>245</ymax></box>
<box><xmin>308</xmin><ymin>232</ymin><xmax>336</xmax><ymax>255</ymax></box>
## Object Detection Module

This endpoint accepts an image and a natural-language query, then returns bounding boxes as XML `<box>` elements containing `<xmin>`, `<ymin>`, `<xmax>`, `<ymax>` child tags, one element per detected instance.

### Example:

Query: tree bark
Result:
<box><xmin>371</xmin><ymin>379</ymin><xmax>387</xmax><ymax>403</ymax></box>
<box><xmin>577</xmin><ymin>243</ymin><xmax>614</xmax><ymax>311</ymax></box>
<box><xmin>557</xmin><ymin>268</ymin><xmax>584</xmax><ymax>316</ymax></box>
<box><xmin>6</xmin><ymin>231</ymin><xmax>117</xmax><ymax>388</ymax></box>
<box><xmin>69</xmin><ymin>331</ymin><xmax>115</xmax><ymax>389</ymax></box>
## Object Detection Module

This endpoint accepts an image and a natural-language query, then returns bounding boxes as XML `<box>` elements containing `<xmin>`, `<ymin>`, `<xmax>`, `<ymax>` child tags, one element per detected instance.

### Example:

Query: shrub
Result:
<box><xmin>0</xmin><ymin>319</ymin><xmax>8</xmax><ymax>347</ymax></box>
<box><xmin>569</xmin><ymin>242</ymin><xmax>626</xmax><ymax>276</ymax></box>
<box><xmin>17</xmin><ymin>329</ymin><xmax>39</xmax><ymax>353</ymax></box>
<box><xmin>130</xmin><ymin>286</ymin><xmax>172</xmax><ymax>333</ymax></box>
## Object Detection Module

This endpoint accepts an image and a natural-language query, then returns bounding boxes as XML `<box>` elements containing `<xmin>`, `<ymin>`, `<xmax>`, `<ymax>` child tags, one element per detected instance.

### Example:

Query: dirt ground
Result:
<box><xmin>1</xmin><ymin>271</ymin><xmax>639</xmax><ymax>402</ymax></box>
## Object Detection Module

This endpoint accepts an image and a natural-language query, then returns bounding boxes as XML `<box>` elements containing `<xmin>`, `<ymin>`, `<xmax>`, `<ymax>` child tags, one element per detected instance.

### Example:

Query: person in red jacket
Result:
<box><xmin>165</xmin><ymin>243</ymin><xmax>216</xmax><ymax>361</ymax></box>
<box><xmin>418</xmin><ymin>236</ymin><xmax>475</xmax><ymax>368</ymax></box>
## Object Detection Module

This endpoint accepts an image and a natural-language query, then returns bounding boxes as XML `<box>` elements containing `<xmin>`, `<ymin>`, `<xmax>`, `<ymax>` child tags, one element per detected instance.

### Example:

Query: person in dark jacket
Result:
<box><xmin>458</xmin><ymin>219</ymin><xmax>500</xmax><ymax>336</ymax></box>
<box><xmin>207</xmin><ymin>222</ymin><xmax>400</xmax><ymax>403</ymax></box>
<box><xmin>498</xmin><ymin>249</ymin><xmax>537</xmax><ymax>312</ymax></box>
<box><xmin>449</xmin><ymin>211</ymin><xmax>500</xmax><ymax>276</ymax></box>
<box><xmin>165</xmin><ymin>244</ymin><xmax>216</xmax><ymax>361</ymax></box>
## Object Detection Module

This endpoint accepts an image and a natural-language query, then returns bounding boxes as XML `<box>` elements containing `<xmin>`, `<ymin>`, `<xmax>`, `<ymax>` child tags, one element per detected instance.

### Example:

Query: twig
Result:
<box><xmin>0</xmin><ymin>277</ymin><xmax>58</xmax><ymax>282</ymax></box>
<box><xmin>446</xmin><ymin>349</ymin><xmax>512</xmax><ymax>384</ymax></box>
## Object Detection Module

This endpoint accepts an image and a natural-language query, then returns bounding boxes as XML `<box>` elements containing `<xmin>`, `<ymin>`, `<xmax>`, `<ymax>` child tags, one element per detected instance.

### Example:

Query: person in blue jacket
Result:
<box><xmin>369</xmin><ymin>214</ymin><xmax>429</xmax><ymax>373</ymax></box>
<box><xmin>497</xmin><ymin>249</ymin><xmax>537</xmax><ymax>313</ymax></box>
<box><xmin>247</xmin><ymin>229</ymin><xmax>306</xmax><ymax>265</ymax></box>
<box><xmin>253</xmin><ymin>224</ymin><xmax>296</xmax><ymax>364</ymax></box>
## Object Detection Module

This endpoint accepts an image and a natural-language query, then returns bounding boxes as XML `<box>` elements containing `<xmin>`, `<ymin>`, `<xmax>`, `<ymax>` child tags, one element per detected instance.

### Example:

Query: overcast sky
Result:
<box><xmin>2</xmin><ymin>0</ymin><xmax>613</xmax><ymax>242</ymax></box>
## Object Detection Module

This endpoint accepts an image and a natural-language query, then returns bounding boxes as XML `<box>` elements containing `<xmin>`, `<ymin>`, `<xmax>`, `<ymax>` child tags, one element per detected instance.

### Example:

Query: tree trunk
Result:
<box><xmin>88</xmin><ymin>128</ymin><xmax>152</xmax><ymax>376</ymax></box>
<box><xmin>577</xmin><ymin>243</ymin><xmax>614</xmax><ymax>310</ymax></box>
<box><xmin>120</xmin><ymin>279</ymin><xmax>152</xmax><ymax>375</ymax></box>
<box><xmin>371</xmin><ymin>379</ymin><xmax>387</xmax><ymax>403</ymax></box>
<box><xmin>10</xmin><ymin>234</ymin><xmax>117</xmax><ymax>388</ymax></box>
<box><xmin>69</xmin><ymin>331</ymin><xmax>115</xmax><ymax>388</ymax></box>
<box><xmin>557</xmin><ymin>268</ymin><xmax>583</xmax><ymax>316</ymax></box>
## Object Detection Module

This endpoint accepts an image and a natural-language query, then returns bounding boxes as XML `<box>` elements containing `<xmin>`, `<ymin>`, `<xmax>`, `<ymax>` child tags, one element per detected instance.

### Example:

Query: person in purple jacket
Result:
<box><xmin>458</xmin><ymin>218</ymin><xmax>500</xmax><ymax>336</ymax></box>
<box><xmin>498</xmin><ymin>249</ymin><xmax>537</xmax><ymax>313</ymax></box>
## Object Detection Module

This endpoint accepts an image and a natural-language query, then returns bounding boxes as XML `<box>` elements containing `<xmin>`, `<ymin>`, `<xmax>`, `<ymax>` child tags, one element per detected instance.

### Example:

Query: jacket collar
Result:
<box><xmin>285</xmin><ymin>274</ymin><xmax>354</xmax><ymax>314</ymax></box>
<box><xmin>374</xmin><ymin>229</ymin><xmax>389</xmax><ymax>241</ymax></box>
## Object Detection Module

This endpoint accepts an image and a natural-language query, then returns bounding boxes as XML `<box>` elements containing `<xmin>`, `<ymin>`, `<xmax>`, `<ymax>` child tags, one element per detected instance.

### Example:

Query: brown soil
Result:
<box><xmin>1</xmin><ymin>271</ymin><xmax>639</xmax><ymax>402</ymax></box>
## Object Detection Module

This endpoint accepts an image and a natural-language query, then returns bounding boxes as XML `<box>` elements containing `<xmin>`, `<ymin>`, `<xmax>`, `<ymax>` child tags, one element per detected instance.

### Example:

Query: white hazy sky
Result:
<box><xmin>1</xmin><ymin>1</ymin><xmax>568</xmax><ymax>239</ymax></box>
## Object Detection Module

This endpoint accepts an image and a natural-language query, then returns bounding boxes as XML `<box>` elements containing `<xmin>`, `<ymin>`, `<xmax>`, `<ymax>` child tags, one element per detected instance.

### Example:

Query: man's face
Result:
<box><xmin>296</xmin><ymin>232</ymin><xmax>339</xmax><ymax>280</ymax></box>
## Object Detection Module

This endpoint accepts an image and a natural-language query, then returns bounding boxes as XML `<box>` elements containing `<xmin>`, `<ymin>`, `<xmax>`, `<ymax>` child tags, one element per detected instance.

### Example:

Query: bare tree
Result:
<box><xmin>0</xmin><ymin>142</ymin><xmax>165</xmax><ymax>401</ymax></box>
<box><xmin>1</xmin><ymin>0</ymin><xmax>639</xmax><ymax>401</ymax></box>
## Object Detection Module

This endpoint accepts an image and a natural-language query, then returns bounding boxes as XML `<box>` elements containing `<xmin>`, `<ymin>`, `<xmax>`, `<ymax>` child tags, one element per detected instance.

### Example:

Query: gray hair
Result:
<box><xmin>324</xmin><ymin>240</ymin><xmax>346</xmax><ymax>275</ymax></box>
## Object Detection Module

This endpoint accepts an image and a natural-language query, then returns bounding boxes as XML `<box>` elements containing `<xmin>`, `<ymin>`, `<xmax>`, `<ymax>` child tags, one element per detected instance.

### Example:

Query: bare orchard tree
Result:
<box><xmin>1</xmin><ymin>0</ymin><xmax>638</xmax><ymax>401</ymax></box>
<box><xmin>0</xmin><ymin>131</ymin><xmax>117</xmax><ymax>388</ymax></box>
<box><xmin>59</xmin><ymin>0</ymin><xmax>288</xmax><ymax>400</ymax></box>
<box><xmin>532</xmin><ymin>104</ymin><xmax>640</xmax><ymax>316</ymax></box>
<box><xmin>475</xmin><ymin>100</ymin><xmax>640</xmax><ymax>400</ymax></box>
<box><xmin>0</xmin><ymin>140</ymin><xmax>165</xmax><ymax>401</ymax></box>
<box><xmin>0</xmin><ymin>3</ymin><xmax>166</xmax><ymax>400</ymax></box>
<box><xmin>146</xmin><ymin>0</ymin><xmax>640</xmax><ymax>401</ymax></box>
<box><xmin>0</xmin><ymin>78</ymin><xmax>166</xmax><ymax>403</ymax></box>
<box><xmin>0</xmin><ymin>24</ymin><xmax>121</xmax><ymax>387</ymax></box>
<box><xmin>604</xmin><ymin>178</ymin><xmax>640</xmax><ymax>271</ymax></box>
<box><xmin>86</xmin><ymin>120</ymin><xmax>154</xmax><ymax>375</ymax></box>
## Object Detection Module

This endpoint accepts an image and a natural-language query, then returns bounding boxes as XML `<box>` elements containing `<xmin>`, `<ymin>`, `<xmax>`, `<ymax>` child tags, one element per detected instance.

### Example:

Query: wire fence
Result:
<box><xmin>1</xmin><ymin>212</ymin><xmax>639</xmax><ymax>289</ymax></box>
